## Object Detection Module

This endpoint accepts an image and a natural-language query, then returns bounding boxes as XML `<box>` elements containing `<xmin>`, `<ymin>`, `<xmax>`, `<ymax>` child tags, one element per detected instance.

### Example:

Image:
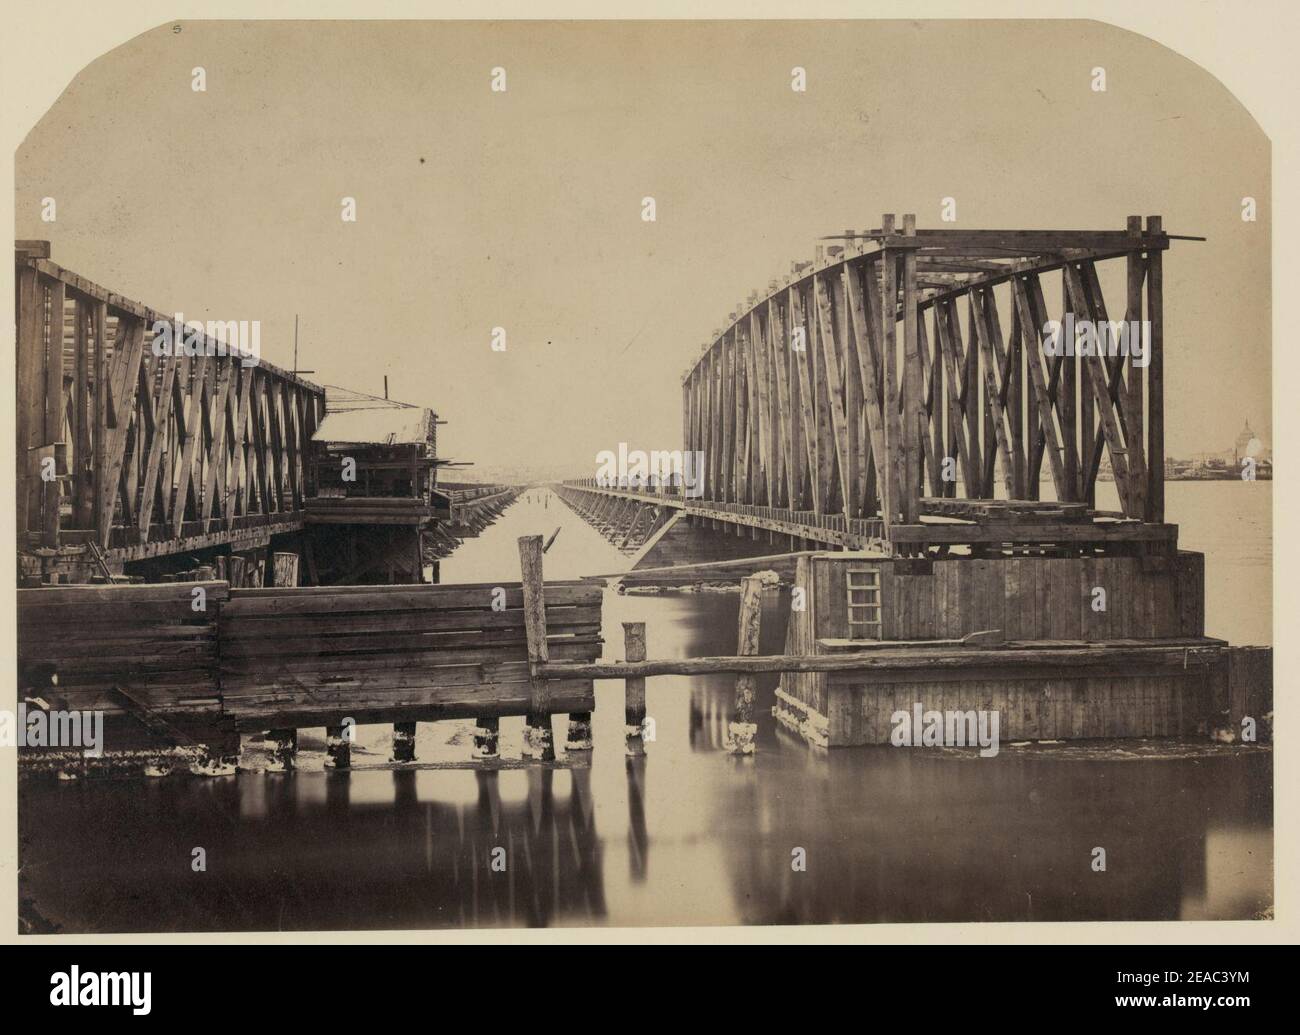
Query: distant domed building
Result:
<box><xmin>1233</xmin><ymin>420</ymin><xmax>1269</xmax><ymax>462</ymax></box>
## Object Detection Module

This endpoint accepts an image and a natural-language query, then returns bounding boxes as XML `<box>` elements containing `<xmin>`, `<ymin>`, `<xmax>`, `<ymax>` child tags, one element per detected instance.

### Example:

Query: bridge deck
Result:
<box><xmin>555</xmin><ymin>480</ymin><xmax>1176</xmax><ymax>555</ymax></box>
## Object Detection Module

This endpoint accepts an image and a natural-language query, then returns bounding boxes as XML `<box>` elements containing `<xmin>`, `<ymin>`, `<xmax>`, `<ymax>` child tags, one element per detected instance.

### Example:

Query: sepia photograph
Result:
<box><xmin>1</xmin><ymin>2</ymin><xmax>1293</xmax><ymax>1007</ymax></box>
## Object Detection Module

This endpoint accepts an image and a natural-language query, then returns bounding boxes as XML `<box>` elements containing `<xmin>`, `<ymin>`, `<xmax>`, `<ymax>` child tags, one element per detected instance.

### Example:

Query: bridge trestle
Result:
<box><xmin>676</xmin><ymin>214</ymin><xmax>1182</xmax><ymax>556</ymax></box>
<box><xmin>16</xmin><ymin>242</ymin><xmax>325</xmax><ymax>582</ymax></box>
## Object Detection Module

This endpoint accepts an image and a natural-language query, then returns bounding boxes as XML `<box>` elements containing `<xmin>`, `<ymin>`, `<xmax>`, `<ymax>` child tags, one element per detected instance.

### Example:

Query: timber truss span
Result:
<box><xmin>15</xmin><ymin>241</ymin><xmax>324</xmax><ymax>577</ymax></box>
<box><xmin>567</xmin><ymin>214</ymin><xmax>1191</xmax><ymax>559</ymax></box>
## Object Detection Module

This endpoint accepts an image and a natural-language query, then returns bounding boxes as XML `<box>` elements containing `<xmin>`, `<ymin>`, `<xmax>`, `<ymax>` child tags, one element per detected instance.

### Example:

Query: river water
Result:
<box><xmin>18</xmin><ymin>482</ymin><xmax>1272</xmax><ymax>931</ymax></box>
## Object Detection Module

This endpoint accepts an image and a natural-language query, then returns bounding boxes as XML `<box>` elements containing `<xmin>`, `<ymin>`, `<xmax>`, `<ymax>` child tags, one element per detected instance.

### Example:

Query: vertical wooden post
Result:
<box><xmin>1125</xmin><ymin>216</ymin><xmax>1147</xmax><ymax>522</ymax></box>
<box><xmin>900</xmin><ymin>214</ymin><xmax>921</xmax><ymax>523</ymax></box>
<box><xmin>518</xmin><ymin>535</ymin><xmax>554</xmax><ymax>760</ymax></box>
<box><xmin>73</xmin><ymin>297</ymin><xmax>91</xmax><ymax>529</ymax></box>
<box><xmin>272</xmin><ymin>551</ymin><xmax>300</xmax><ymax>587</ymax></box>
<box><xmin>43</xmin><ymin>279</ymin><xmax>66</xmax><ymax>546</ymax></box>
<box><xmin>964</xmin><ymin>294</ymin><xmax>982</xmax><ymax>499</ymax></box>
<box><xmin>192</xmin><ymin>720</ymin><xmax>241</xmax><ymax>777</ymax></box>
<box><xmin>1146</xmin><ymin>215</ymin><xmax>1164</xmax><ymax>524</ymax></box>
<box><xmin>1059</xmin><ymin>270</ymin><xmax>1078</xmax><ymax>502</ymax></box>
<box><xmin>1009</xmin><ymin>288</ymin><xmax>1024</xmax><ymax>498</ymax></box>
<box><xmin>707</xmin><ymin>347</ymin><xmax>720</xmax><ymax>501</ymax></box>
<box><xmin>16</xmin><ymin>264</ymin><xmax>42</xmax><ymax>540</ymax></box>
<box><xmin>1076</xmin><ymin>264</ymin><xmax>1095</xmax><ymax>507</ymax></box>
<box><xmin>92</xmin><ymin>301</ymin><xmax>108</xmax><ymax>545</ymax></box>
<box><xmin>879</xmin><ymin>214</ymin><xmax>899</xmax><ymax>527</ymax></box>
<box><xmin>473</xmin><ymin>716</ymin><xmax>500</xmax><ymax>758</ymax></box>
<box><xmin>325</xmin><ymin>723</ymin><xmax>351</xmax><ymax>769</ymax></box>
<box><xmin>726</xmin><ymin>574</ymin><xmax>763</xmax><ymax>755</ymax></box>
<box><xmin>566</xmin><ymin>711</ymin><xmax>594</xmax><ymax>752</ymax></box>
<box><xmin>623</xmin><ymin>621</ymin><xmax>647</xmax><ymax>755</ymax></box>
<box><xmin>268</xmin><ymin>728</ymin><xmax>297</xmax><ymax>771</ymax></box>
<box><xmin>391</xmin><ymin>721</ymin><xmax>417</xmax><ymax>763</ymax></box>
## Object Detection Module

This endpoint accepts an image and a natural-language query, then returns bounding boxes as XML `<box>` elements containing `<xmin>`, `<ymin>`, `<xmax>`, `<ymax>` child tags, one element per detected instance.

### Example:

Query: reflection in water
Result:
<box><xmin>626</xmin><ymin>757</ymin><xmax>648</xmax><ymax>883</ymax></box>
<box><xmin>22</xmin><ymin>766</ymin><xmax>607</xmax><ymax>932</ymax></box>
<box><xmin>18</xmin><ymin>485</ymin><xmax>1272</xmax><ymax>931</ymax></box>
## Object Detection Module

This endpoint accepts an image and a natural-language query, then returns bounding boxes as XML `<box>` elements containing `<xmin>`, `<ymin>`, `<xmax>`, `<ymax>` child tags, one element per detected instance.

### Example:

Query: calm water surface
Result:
<box><xmin>18</xmin><ymin>483</ymin><xmax>1272</xmax><ymax>931</ymax></box>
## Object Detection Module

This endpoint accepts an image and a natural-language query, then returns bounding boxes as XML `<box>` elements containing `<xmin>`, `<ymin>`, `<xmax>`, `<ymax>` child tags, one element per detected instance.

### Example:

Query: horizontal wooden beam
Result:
<box><xmin>21</xmin><ymin>257</ymin><xmax>323</xmax><ymax>393</ymax></box>
<box><xmin>888</xmin><ymin>521</ymin><xmax>1178</xmax><ymax>544</ymax></box>
<box><xmin>539</xmin><ymin>641</ymin><xmax>1223</xmax><ymax>679</ymax></box>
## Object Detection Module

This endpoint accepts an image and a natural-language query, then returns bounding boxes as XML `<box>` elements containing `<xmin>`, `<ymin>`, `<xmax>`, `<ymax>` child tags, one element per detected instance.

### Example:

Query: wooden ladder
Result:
<box><xmin>846</xmin><ymin>566</ymin><xmax>882</xmax><ymax>639</ymax></box>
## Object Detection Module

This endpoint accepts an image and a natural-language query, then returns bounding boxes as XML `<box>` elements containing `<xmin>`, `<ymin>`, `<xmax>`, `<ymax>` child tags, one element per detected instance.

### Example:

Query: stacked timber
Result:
<box><xmin>17</xmin><ymin>582</ymin><xmax>227</xmax><ymax>734</ymax></box>
<box><xmin>218</xmin><ymin>580</ymin><xmax>602</xmax><ymax>730</ymax></box>
<box><xmin>17</xmin><ymin>576</ymin><xmax>605</xmax><ymax>760</ymax></box>
<box><xmin>304</xmin><ymin>496</ymin><xmax>438</xmax><ymax>525</ymax></box>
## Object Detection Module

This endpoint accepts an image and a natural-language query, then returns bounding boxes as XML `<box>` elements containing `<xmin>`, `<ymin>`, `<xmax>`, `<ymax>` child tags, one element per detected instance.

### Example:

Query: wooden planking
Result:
<box><xmin>219</xmin><ymin>615</ymin><xmax>601</xmax><ymax>657</ymax></box>
<box><xmin>219</xmin><ymin>577</ymin><xmax>603</xmax><ymax>721</ymax></box>
<box><xmin>1174</xmin><ymin>551</ymin><xmax>1205</xmax><ymax>636</ymax></box>
<box><xmin>811</xmin><ymin>555</ymin><xmax>1195</xmax><ymax>643</ymax></box>
<box><xmin>223</xmin><ymin>580</ymin><xmax>599</xmax><ymax>615</ymax></box>
<box><xmin>17</xmin><ymin>577</ymin><xmax>604</xmax><ymax>729</ymax></box>
<box><xmin>818</xmin><ymin>555</ymin><xmax>850</xmax><ymax>639</ymax></box>
<box><xmin>828</xmin><ymin>669</ymin><xmax>1212</xmax><ymax>745</ymax></box>
<box><xmin>18</xmin><ymin>582</ymin><xmax>222</xmax><ymax>720</ymax></box>
<box><xmin>19</xmin><ymin>580</ymin><xmax>231</xmax><ymax>605</ymax></box>
<box><xmin>1227</xmin><ymin>646</ymin><xmax>1272</xmax><ymax>737</ymax></box>
<box><xmin>229</xmin><ymin>681</ymin><xmax>597</xmax><ymax>731</ymax></box>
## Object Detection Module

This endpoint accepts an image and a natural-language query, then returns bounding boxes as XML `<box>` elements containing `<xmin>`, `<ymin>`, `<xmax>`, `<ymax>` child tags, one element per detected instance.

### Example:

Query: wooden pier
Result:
<box><xmin>16</xmin><ymin>537</ymin><xmax>601</xmax><ymax>774</ymax></box>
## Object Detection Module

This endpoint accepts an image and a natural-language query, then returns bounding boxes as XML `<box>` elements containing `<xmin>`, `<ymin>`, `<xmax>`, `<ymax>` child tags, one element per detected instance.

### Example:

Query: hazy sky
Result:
<box><xmin>15</xmin><ymin>19</ymin><xmax>1270</xmax><ymax>479</ymax></box>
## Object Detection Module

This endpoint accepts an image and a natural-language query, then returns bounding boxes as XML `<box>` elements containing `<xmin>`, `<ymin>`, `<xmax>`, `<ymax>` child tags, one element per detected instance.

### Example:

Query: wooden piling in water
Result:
<box><xmin>268</xmin><ymin>728</ymin><xmax>297</xmax><ymax>771</ymax></box>
<box><xmin>519</xmin><ymin>535</ymin><xmax>555</xmax><ymax>760</ymax></box>
<box><xmin>474</xmin><ymin>717</ymin><xmax>500</xmax><ymax>758</ymax></box>
<box><xmin>624</xmin><ymin>621</ymin><xmax>647</xmax><ymax>755</ymax></box>
<box><xmin>325</xmin><ymin>724</ymin><xmax>351</xmax><ymax>769</ymax></box>
<box><xmin>262</xmin><ymin>559</ymin><xmax>303</xmax><ymax>770</ymax></box>
<box><xmin>566</xmin><ymin>711</ymin><xmax>593</xmax><ymax>751</ymax></box>
<box><xmin>391</xmin><ymin>721</ymin><xmax>417</xmax><ymax>763</ymax></box>
<box><xmin>194</xmin><ymin>721</ymin><xmax>241</xmax><ymax>777</ymax></box>
<box><xmin>727</xmin><ymin>575</ymin><xmax>763</xmax><ymax>754</ymax></box>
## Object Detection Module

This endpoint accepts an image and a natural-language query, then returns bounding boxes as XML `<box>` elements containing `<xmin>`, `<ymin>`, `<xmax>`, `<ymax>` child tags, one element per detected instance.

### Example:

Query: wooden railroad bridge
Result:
<box><xmin>14</xmin><ymin>241</ymin><xmax>517</xmax><ymax>586</ymax></box>
<box><xmin>14</xmin><ymin>220</ymin><xmax>1270</xmax><ymax>770</ymax></box>
<box><xmin>558</xmin><ymin>215</ymin><xmax>1192</xmax><ymax>565</ymax></box>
